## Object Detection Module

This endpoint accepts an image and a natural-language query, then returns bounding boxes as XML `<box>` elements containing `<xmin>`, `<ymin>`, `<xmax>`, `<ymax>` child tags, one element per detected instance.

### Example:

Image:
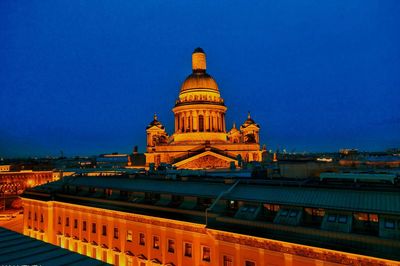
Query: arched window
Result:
<box><xmin>199</xmin><ymin>115</ymin><xmax>204</xmax><ymax>132</ymax></box>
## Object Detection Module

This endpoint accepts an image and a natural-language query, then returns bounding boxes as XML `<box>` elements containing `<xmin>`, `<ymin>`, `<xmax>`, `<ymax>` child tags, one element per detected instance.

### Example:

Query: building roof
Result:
<box><xmin>0</xmin><ymin>227</ymin><xmax>109</xmax><ymax>266</ymax></box>
<box><xmin>226</xmin><ymin>184</ymin><xmax>400</xmax><ymax>215</ymax></box>
<box><xmin>26</xmin><ymin>175</ymin><xmax>400</xmax><ymax>216</ymax></box>
<box><xmin>241</xmin><ymin>112</ymin><xmax>259</xmax><ymax>129</ymax></box>
<box><xmin>146</xmin><ymin>114</ymin><xmax>165</xmax><ymax>130</ymax></box>
<box><xmin>193</xmin><ymin>47</ymin><xmax>204</xmax><ymax>53</ymax></box>
<box><xmin>21</xmin><ymin>175</ymin><xmax>400</xmax><ymax>262</ymax></box>
<box><xmin>180</xmin><ymin>73</ymin><xmax>219</xmax><ymax>93</ymax></box>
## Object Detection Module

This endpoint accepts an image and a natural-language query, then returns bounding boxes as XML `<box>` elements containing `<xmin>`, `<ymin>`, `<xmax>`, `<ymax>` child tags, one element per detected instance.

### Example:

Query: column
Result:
<box><xmin>205</xmin><ymin>111</ymin><xmax>210</xmax><ymax>132</ymax></box>
<box><xmin>217</xmin><ymin>113</ymin><xmax>222</xmax><ymax>132</ymax></box>
<box><xmin>216</xmin><ymin>113</ymin><xmax>219</xmax><ymax>132</ymax></box>
<box><xmin>210</xmin><ymin>113</ymin><xmax>214</xmax><ymax>132</ymax></box>
<box><xmin>147</xmin><ymin>133</ymin><xmax>151</xmax><ymax>146</ymax></box>
<box><xmin>177</xmin><ymin>113</ymin><xmax>180</xmax><ymax>133</ymax></box>
<box><xmin>174</xmin><ymin>114</ymin><xmax>178</xmax><ymax>132</ymax></box>
<box><xmin>186</xmin><ymin>112</ymin><xmax>190</xmax><ymax>132</ymax></box>
<box><xmin>222</xmin><ymin>113</ymin><xmax>226</xmax><ymax>132</ymax></box>
<box><xmin>193</xmin><ymin>111</ymin><xmax>198</xmax><ymax>132</ymax></box>
<box><xmin>181</xmin><ymin>113</ymin><xmax>185</xmax><ymax>132</ymax></box>
<box><xmin>212</xmin><ymin>112</ymin><xmax>217</xmax><ymax>132</ymax></box>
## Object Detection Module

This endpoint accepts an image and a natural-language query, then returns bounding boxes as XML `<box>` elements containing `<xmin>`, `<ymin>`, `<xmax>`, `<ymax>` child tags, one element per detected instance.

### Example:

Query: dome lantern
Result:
<box><xmin>192</xmin><ymin>47</ymin><xmax>206</xmax><ymax>73</ymax></box>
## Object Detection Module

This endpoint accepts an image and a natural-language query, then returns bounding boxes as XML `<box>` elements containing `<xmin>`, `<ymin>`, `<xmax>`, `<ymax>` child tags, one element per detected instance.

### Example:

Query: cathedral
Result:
<box><xmin>145</xmin><ymin>48</ymin><xmax>264</xmax><ymax>169</ymax></box>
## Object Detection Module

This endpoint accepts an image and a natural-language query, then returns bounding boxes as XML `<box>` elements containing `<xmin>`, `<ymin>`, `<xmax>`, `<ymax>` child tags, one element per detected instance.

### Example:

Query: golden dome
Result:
<box><xmin>180</xmin><ymin>73</ymin><xmax>219</xmax><ymax>93</ymax></box>
<box><xmin>180</xmin><ymin>48</ymin><xmax>219</xmax><ymax>93</ymax></box>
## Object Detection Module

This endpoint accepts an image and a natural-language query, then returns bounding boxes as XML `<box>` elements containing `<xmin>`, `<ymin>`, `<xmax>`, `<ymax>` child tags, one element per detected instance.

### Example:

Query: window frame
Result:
<box><xmin>223</xmin><ymin>255</ymin><xmax>233</xmax><ymax>266</ymax></box>
<box><xmin>126</xmin><ymin>230</ymin><xmax>133</xmax><ymax>242</ymax></box>
<box><xmin>327</xmin><ymin>214</ymin><xmax>336</xmax><ymax>222</ymax></box>
<box><xmin>139</xmin><ymin>232</ymin><xmax>145</xmax><ymax>246</ymax></box>
<box><xmin>114</xmin><ymin>227</ymin><xmax>119</xmax><ymax>239</ymax></box>
<box><xmin>167</xmin><ymin>239</ymin><xmax>175</xmax><ymax>253</ymax></box>
<box><xmin>245</xmin><ymin>260</ymin><xmax>256</xmax><ymax>266</ymax></box>
<box><xmin>385</xmin><ymin>219</ymin><xmax>395</xmax><ymax>229</ymax></box>
<box><xmin>152</xmin><ymin>235</ymin><xmax>160</xmax><ymax>249</ymax></box>
<box><xmin>102</xmin><ymin>225</ymin><xmax>107</xmax><ymax>236</ymax></box>
<box><xmin>184</xmin><ymin>242</ymin><xmax>192</xmax><ymax>258</ymax></box>
<box><xmin>338</xmin><ymin>215</ymin><xmax>348</xmax><ymax>224</ymax></box>
<box><xmin>201</xmin><ymin>245</ymin><xmax>211</xmax><ymax>262</ymax></box>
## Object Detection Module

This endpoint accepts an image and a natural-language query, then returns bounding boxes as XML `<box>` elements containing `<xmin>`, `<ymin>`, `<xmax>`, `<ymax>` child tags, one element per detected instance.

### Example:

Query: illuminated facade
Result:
<box><xmin>145</xmin><ymin>48</ymin><xmax>264</xmax><ymax>169</ymax></box>
<box><xmin>22</xmin><ymin>175</ymin><xmax>400</xmax><ymax>266</ymax></box>
<box><xmin>0</xmin><ymin>170</ymin><xmax>54</xmax><ymax>194</ymax></box>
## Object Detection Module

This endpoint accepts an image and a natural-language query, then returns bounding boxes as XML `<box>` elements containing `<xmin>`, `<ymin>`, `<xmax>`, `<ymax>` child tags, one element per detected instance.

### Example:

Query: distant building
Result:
<box><xmin>0</xmin><ymin>165</ymin><xmax>11</xmax><ymax>172</ymax></box>
<box><xmin>96</xmin><ymin>153</ymin><xmax>129</xmax><ymax>169</ymax></box>
<box><xmin>145</xmin><ymin>48</ymin><xmax>264</xmax><ymax>169</ymax></box>
<box><xmin>0</xmin><ymin>170</ymin><xmax>54</xmax><ymax>195</ymax></box>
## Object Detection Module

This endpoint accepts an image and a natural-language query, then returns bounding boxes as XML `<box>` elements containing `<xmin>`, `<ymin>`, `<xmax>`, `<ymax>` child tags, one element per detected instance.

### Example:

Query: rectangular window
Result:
<box><xmin>202</xmin><ymin>246</ymin><xmax>211</xmax><ymax>262</ymax></box>
<box><xmin>139</xmin><ymin>233</ymin><xmax>145</xmax><ymax>246</ymax></box>
<box><xmin>168</xmin><ymin>239</ymin><xmax>175</xmax><ymax>253</ymax></box>
<box><xmin>114</xmin><ymin>228</ymin><xmax>119</xmax><ymax>239</ymax></box>
<box><xmin>28</xmin><ymin>211</ymin><xmax>31</xmax><ymax>220</ymax></box>
<box><xmin>83</xmin><ymin>221</ymin><xmax>87</xmax><ymax>231</ymax></box>
<box><xmin>327</xmin><ymin>214</ymin><xmax>336</xmax><ymax>222</ymax></box>
<box><xmin>34</xmin><ymin>212</ymin><xmax>37</xmax><ymax>221</ymax></box>
<box><xmin>40</xmin><ymin>214</ymin><xmax>44</xmax><ymax>223</ymax></box>
<box><xmin>92</xmin><ymin>223</ymin><xmax>96</xmax><ymax>233</ymax></box>
<box><xmin>354</xmin><ymin>213</ymin><xmax>379</xmax><ymax>222</ymax></box>
<box><xmin>153</xmin><ymin>235</ymin><xmax>160</xmax><ymax>249</ymax></box>
<box><xmin>66</xmin><ymin>217</ymin><xmax>70</xmax><ymax>227</ymax></box>
<box><xmin>289</xmin><ymin>210</ymin><xmax>298</xmax><ymax>217</ymax></box>
<box><xmin>264</xmin><ymin>204</ymin><xmax>280</xmax><ymax>212</ymax></box>
<box><xmin>245</xmin><ymin>261</ymin><xmax>256</xmax><ymax>266</ymax></box>
<box><xmin>58</xmin><ymin>216</ymin><xmax>61</xmax><ymax>225</ymax></box>
<box><xmin>184</xmin><ymin>242</ymin><xmax>192</xmax><ymax>257</ymax></box>
<box><xmin>223</xmin><ymin>255</ymin><xmax>233</xmax><ymax>266</ymax></box>
<box><xmin>338</xmin><ymin>215</ymin><xmax>348</xmax><ymax>224</ymax></box>
<box><xmin>74</xmin><ymin>219</ymin><xmax>78</xmax><ymax>229</ymax></box>
<box><xmin>311</xmin><ymin>208</ymin><xmax>325</xmax><ymax>217</ymax></box>
<box><xmin>369</xmin><ymin>214</ymin><xmax>379</xmax><ymax>222</ymax></box>
<box><xmin>102</xmin><ymin>225</ymin><xmax>107</xmax><ymax>236</ymax></box>
<box><xmin>280</xmin><ymin>210</ymin><xmax>288</xmax><ymax>217</ymax></box>
<box><xmin>385</xmin><ymin>219</ymin><xmax>395</xmax><ymax>229</ymax></box>
<box><xmin>126</xmin><ymin>230</ymin><xmax>133</xmax><ymax>242</ymax></box>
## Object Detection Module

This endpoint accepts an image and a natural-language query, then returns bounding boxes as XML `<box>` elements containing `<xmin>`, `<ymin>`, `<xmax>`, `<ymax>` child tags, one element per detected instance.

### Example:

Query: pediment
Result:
<box><xmin>242</xmin><ymin>124</ymin><xmax>259</xmax><ymax>130</ymax></box>
<box><xmin>173</xmin><ymin>151</ymin><xmax>237</xmax><ymax>169</ymax></box>
<box><xmin>146</xmin><ymin>126</ymin><xmax>165</xmax><ymax>132</ymax></box>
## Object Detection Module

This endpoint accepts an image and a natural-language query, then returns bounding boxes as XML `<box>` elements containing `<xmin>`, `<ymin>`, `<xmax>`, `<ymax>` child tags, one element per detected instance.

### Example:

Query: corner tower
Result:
<box><xmin>172</xmin><ymin>48</ymin><xmax>227</xmax><ymax>143</ymax></box>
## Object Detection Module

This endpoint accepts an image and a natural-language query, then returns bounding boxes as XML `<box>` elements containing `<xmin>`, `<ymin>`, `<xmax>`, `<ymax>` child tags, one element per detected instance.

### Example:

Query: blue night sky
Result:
<box><xmin>1</xmin><ymin>0</ymin><xmax>399</xmax><ymax>157</ymax></box>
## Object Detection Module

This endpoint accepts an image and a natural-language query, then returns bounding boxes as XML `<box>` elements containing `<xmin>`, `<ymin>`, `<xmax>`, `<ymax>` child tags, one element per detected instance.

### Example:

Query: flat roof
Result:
<box><xmin>0</xmin><ymin>227</ymin><xmax>109</xmax><ymax>266</ymax></box>
<box><xmin>28</xmin><ymin>175</ymin><xmax>400</xmax><ymax>215</ymax></box>
<box><xmin>225</xmin><ymin>184</ymin><xmax>400</xmax><ymax>215</ymax></box>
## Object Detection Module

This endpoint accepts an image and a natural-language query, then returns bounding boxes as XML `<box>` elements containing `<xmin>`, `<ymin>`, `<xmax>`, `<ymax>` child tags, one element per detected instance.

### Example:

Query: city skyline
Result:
<box><xmin>1</xmin><ymin>1</ymin><xmax>399</xmax><ymax>157</ymax></box>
